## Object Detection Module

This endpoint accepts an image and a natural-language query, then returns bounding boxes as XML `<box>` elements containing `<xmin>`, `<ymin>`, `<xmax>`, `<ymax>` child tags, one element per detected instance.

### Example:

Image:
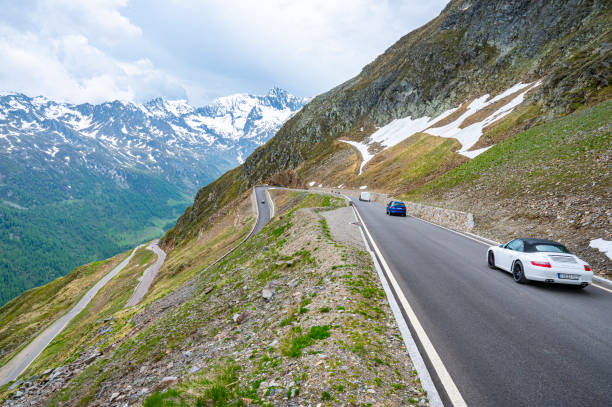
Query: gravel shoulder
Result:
<box><xmin>320</xmin><ymin>206</ymin><xmax>365</xmax><ymax>250</ymax></box>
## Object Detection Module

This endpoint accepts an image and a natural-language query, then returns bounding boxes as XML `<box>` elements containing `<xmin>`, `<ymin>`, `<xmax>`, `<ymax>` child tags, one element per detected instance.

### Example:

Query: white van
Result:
<box><xmin>359</xmin><ymin>191</ymin><xmax>371</xmax><ymax>202</ymax></box>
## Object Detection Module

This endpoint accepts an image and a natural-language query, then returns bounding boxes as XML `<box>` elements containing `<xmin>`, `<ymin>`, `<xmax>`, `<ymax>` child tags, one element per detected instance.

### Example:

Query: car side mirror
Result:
<box><xmin>499</xmin><ymin>244</ymin><xmax>504</xmax><ymax>248</ymax></box>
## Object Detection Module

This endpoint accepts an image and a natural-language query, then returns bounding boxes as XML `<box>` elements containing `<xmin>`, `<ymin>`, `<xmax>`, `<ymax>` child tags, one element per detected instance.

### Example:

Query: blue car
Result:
<box><xmin>386</xmin><ymin>201</ymin><xmax>406</xmax><ymax>216</ymax></box>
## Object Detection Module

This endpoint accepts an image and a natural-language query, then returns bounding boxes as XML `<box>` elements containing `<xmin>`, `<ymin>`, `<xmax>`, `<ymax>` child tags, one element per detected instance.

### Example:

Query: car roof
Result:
<box><xmin>517</xmin><ymin>238</ymin><xmax>562</xmax><ymax>245</ymax></box>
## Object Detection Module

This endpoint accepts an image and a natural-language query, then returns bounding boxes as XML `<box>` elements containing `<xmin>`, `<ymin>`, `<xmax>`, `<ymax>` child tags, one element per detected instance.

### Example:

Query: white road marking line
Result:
<box><xmin>593</xmin><ymin>284</ymin><xmax>612</xmax><ymax>293</ymax></box>
<box><xmin>352</xmin><ymin>203</ymin><xmax>468</xmax><ymax>407</ymax></box>
<box><xmin>351</xmin><ymin>207</ymin><xmax>444</xmax><ymax>407</ymax></box>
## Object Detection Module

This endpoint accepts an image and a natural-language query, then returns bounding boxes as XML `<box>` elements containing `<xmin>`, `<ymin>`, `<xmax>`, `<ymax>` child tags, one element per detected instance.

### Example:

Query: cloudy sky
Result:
<box><xmin>0</xmin><ymin>0</ymin><xmax>448</xmax><ymax>105</ymax></box>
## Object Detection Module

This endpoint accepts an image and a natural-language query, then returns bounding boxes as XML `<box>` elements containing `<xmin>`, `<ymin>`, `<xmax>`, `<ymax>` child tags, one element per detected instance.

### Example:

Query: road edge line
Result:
<box><xmin>351</xmin><ymin>203</ymin><xmax>467</xmax><ymax>407</ymax></box>
<box><xmin>351</xmin><ymin>208</ymin><xmax>444</xmax><ymax>407</ymax></box>
<box><xmin>593</xmin><ymin>275</ymin><xmax>612</xmax><ymax>288</ymax></box>
<box><xmin>592</xmin><ymin>283</ymin><xmax>612</xmax><ymax>293</ymax></box>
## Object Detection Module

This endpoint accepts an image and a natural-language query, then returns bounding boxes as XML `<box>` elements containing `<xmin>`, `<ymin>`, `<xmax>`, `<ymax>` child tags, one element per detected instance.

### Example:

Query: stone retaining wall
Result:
<box><xmin>315</xmin><ymin>188</ymin><xmax>475</xmax><ymax>233</ymax></box>
<box><xmin>402</xmin><ymin>201</ymin><xmax>474</xmax><ymax>232</ymax></box>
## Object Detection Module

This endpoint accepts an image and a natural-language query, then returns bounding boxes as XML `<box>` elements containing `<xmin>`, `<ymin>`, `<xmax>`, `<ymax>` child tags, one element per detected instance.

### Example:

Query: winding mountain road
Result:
<box><xmin>5</xmin><ymin>184</ymin><xmax>607</xmax><ymax>406</ymax></box>
<box><xmin>252</xmin><ymin>186</ymin><xmax>272</xmax><ymax>236</ymax></box>
<box><xmin>0</xmin><ymin>187</ymin><xmax>272</xmax><ymax>387</ymax></box>
<box><xmin>125</xmin><ymin>240</ymin><xmax>166</xmax><ymax>307</ymax></box>
<box><xmin>0</xmin><ymin>246</ymin><xmax>141</xmax><ymax>386</ymax></box>
<box><xmin>350</xmin><ymin>197</ymin><xmax>612</xmax><ymax>407</ymax></box>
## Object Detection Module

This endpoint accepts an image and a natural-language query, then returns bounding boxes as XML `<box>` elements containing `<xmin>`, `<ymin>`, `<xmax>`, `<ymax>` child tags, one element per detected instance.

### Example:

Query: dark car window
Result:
<box><xmin>393</xmin><ymin>201</ymin><xmax>405</xmax><ymax>206</ymax></box>
<box><xmin>531</xmin><ymin>244</ymin><xmax>569</xmax><ymax>253</ymax></box>
<box><xmin>506</xmin><ymin>239</ymin><xmax>523</xmax><ymax>251</ymax></box>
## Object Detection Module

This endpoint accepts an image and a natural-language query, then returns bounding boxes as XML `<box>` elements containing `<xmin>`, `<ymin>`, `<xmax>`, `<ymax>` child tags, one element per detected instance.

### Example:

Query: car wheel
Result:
<box><xmin>512</xmin><ymin>261</ymin><xmax>528</xmax><ymax>284</ymax></box>
<box><xmin>488</xmin><ymin>251</ymin><xmax>496</xmax><ymax>269</ymax></box>
<box><xmin>403</xmin><ymin>213</ymin><xmax>406</xmax><ymax>217</ymax></box>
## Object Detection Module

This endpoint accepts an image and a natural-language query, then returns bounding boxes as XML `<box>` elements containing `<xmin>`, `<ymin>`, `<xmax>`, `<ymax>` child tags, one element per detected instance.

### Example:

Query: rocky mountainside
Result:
<box><xmin>0</xmin><ymin>88</ymin><xmax>306</xmax><ymax>306</ymax></box>
<box><xmin>240</xmin><ymin>0</ymin><xmax>609</xmax><ymax>184</ymax></box>
<box><xmin>163</xmin><ymin>0</ymin><xmax>610</xmax><ymax>272</ymax></box>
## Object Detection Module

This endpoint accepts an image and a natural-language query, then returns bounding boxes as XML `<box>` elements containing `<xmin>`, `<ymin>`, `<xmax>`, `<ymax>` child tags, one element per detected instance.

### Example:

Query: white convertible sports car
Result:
<box><xmin>487</xmin><ymin>238</ymin><xmax>593</xmax><ymax>288</ymax></box>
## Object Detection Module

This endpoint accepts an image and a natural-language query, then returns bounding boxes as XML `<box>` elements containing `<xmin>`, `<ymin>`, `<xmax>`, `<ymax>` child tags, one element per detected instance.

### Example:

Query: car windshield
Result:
<box><xmin>532</xmin><ymin>244</ymin><xmax>569</xmax><ymax>253</ymax></box>
<box><xmin>392</xmin><ymin>202</ymin><xmax>405</xmax><ymax>206</ymax></box>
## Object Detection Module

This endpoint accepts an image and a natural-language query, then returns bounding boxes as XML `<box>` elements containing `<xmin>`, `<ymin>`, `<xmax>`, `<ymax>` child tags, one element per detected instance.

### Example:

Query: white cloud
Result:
<box><xmin>0</xmin><ymin>1</ymin><xmax>183</xmax><ymax>103</ymax></box>
<box><xmin>0</xmin><ymin>0</ymin><xmax>448</xmax><ymax>104</ymax></box>
<box><xmin>0</xmin><ymin>25</ymin><xmax>183</xmax><ymax>103</ymax></box>
<box><xmin>129</xmin><ymin>0</ymin><xmax>448</xmax><ymax>103</ymax></box>
<box><xmin>37</xmin><ymin>0</ymin><xmax>142</xmax><ymax>44</ymax></box>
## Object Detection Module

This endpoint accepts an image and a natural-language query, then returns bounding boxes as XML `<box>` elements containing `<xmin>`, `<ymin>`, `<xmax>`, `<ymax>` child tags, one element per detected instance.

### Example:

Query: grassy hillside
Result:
<box><xmin>11</xmin><ymin>192</ymin><xmax>431</xmax><ymax>406</ymax></box>
<box><xmin>405</xmin><ymin>100</ymin><xmax>611</xmax><ymax>274</ymax></box>
<box><xmin>22</xmin><ymin>246</ymin><xmax>158</xmax><ymax>377</ymax></box>
<box><xmin>0</xmin><ymin>249</ymin><xmax>131</xmax><ymax>368</ymax></box>
<box><xmin>1</xmin><ymin>188</ymin><xmax>257</xmax><ymax>400</ymax></box>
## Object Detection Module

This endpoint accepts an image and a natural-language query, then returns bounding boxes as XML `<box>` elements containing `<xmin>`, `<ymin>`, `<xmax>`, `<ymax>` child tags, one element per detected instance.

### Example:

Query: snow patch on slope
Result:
<box><xmin>341</xmin><ymin>81</ymin><xmax>539</xmax><ymax>174</ymax></box>
<box><xmin>590</xmin><ymin>239</ymin><xmax>612</xmax><ymax>261</ymax></box>
<box><xmin>427</xmin><ymin>82</ymin><xmax>537</xmax><ymax>156</ymax></box>
<box><xmin>339</xmin><ymin>140</ymin><xmax>375</xmax><ymax>175</ymax></box>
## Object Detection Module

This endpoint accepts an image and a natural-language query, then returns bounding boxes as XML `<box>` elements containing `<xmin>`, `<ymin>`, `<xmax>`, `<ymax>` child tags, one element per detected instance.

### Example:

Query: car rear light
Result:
<box><xmin>584</xmin><ymin>265</ymin><xmax>591</xmax><ymax>271</ymax></box>
<box><xmin>531</xmin><ymin>261</ymin><xmax>551</xmax><ymax>268</ymax></box>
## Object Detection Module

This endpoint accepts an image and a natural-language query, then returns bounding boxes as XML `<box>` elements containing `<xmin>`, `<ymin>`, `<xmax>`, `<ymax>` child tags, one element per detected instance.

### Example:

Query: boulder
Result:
<box><xmin>262</xmin><ymin>287</ymin><xmax>274</xmax><ymax>301</ymax></box>
<box><xmin>84</xmin><ymin>351</ymin><xmax>102</xmax><ymax>365</ymax></box>
<box><xmin>8</xmin><ymin>379</ymin><xmax>23</xmax><ymax>390</ymax></box>
<box><xmin>233</xmin><ymin>311</ymin><xmax>249</xmax><ymax>324</ymax></box>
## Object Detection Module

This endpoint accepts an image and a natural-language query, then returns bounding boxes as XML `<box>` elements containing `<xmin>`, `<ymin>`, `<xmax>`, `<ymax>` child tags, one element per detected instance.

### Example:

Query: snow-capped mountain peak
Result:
<box><xmin>0</xmin><ymin>88</ymin><xmax>307</xmax><ymax>193</ymax></box>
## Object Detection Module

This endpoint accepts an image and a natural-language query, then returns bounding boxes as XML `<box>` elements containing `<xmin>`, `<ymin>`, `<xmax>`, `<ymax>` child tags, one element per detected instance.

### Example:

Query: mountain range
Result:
<box><xmin>0</xmin><ymin>88</ymin><xmax>307</xmax><ymax>305</ymax></box>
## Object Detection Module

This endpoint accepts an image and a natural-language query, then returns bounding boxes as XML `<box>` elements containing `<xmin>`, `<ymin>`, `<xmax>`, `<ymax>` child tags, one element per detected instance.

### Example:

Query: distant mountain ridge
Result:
<box><xmin>0</xmin><ymin>88</ymin><xmax>307</xmax><ymax>199</ymax></box>
<box><xmin>0</xmin><ymin>88</ymin><xmax>306</xmax><ymax>306</ymax></box>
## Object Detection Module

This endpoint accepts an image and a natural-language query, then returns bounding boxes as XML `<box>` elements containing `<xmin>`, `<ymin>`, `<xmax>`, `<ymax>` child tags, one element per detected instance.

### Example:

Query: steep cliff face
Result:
<box><xmin>164</xmin><ymin>0</ymin><xmax>611</xmax><ymax>247</ymax></box>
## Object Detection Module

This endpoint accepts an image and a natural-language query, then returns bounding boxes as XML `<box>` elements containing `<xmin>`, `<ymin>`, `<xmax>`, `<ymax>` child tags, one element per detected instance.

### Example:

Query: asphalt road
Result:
<box><xmin>0</xmin><ymin>246</ymin><xmax>141</xmax><ymax>386</ymax></box>
<box><xmin>252</xmin><ymin>186</ymin><xmax>272</xmax><ymax>235</ymax></box>
<box><xmin>351</xmin><ymin>198</ymin><xmax>612</xmax><ymax>407</ymax></box>
<box><xmin>125</xmin><ymin>240</ymin><xmax>167</xmax><ymax>307</ymax></box>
